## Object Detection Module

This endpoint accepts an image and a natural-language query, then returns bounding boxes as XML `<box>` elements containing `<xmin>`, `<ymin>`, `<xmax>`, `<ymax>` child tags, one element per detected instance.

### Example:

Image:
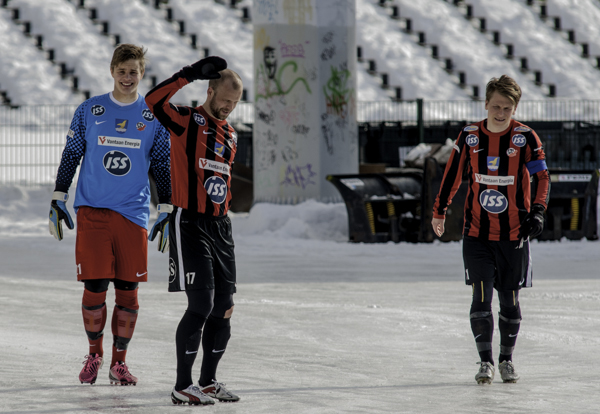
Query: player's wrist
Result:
<box><xmin>52</xmin><ymin>191</ymin><xmax>69</xmax><ymax>202</ymax></box>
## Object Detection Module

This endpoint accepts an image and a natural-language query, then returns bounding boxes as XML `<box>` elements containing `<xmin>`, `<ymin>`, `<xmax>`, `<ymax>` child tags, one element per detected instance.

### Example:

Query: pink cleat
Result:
<box><xmin>109</xmin><ymin>361</ymin><xmax>138</xmax><ymax>386</ymax></box>
<box><xmin>79</xmin><ymin>354</ymin><xmax>103</xmax><ymax>385</ymax></box>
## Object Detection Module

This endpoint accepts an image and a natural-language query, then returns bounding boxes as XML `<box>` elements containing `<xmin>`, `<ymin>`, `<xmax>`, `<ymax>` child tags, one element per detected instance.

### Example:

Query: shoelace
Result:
<box><xmin>83</xmin><ymin>355</ymin><xmax>101</xmax><ymax>372</ymax></box>
<box><xmin>502</xmin><ymin>362</ymin><xmax>515</xmax><ymax>374</ymax></box>
<box><xmin>114</xmin><ymin>363</ymin><xmax>134</xmax><ymax>379</ymax></box>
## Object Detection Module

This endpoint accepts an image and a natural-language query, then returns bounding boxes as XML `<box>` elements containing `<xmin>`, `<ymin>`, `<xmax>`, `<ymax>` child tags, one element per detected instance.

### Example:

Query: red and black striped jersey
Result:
<box><xmin>433</xmin><ymin>119</ymin><xmax>550</xmax><ymax>241</ymax></box>
<box><xmin>145</xmin><ymin>75</ymin><xmax>237</xmax><ymax>217</ymax></box>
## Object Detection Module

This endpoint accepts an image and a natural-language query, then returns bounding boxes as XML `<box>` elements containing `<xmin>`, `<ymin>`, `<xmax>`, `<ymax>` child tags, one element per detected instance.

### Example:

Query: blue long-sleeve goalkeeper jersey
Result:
<box><xmin>55</xmin><ymin>93</ymin><xmax>171</xmax><ymax>229</ymax></box>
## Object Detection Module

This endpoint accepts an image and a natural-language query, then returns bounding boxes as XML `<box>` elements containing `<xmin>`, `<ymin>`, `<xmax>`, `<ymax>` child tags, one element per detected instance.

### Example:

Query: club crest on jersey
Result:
<box><xmin>103</xmin><ymin>150</ymin><xmax>131</xmax><ymax>176</ymax></box>
<box><xmin>466</xmin><ymin>134</ymin><xmax>479</xmax><ymax>147</ymax></box>
<box><xmin>115</xmin><ymin>119</ymin><xmax>128</xmax><ymax>133</ymax></box>
<box><xmin>507</xmin><ymin>148</ymin><xmax>518</xmax><ymax>157</ymax></box>
<box><xmin>487</xmin><ymin>157</ymin><xmax>499</xmax><ymax>171</ymax></box>
<box><xmin>214</xmin><ymin>143</ymin><xmax>225</xmax><ymax>157</ymax></box>
<box><xmin>193</xmin><ymin>113</ymin><xmax>206</xmax><ymax>126</ymax></box>
<box><xmin>90</xmin><ymin>104</ymin><xmax>105</xmax><ymax>116</ymax></box>
<box><xmin>479</xmin><ymin>189</ymin><xmax>508</xmax><ymax>214</ymax></box>
<box><xmin>514</xmin><ymin>126</ymin><xmax>530</xmax><ymax>132</ymax></box>
<box><xmin>464</xmin><ymin>125</ymin><xmax>479</xmax><ymax>132</ymax></box>
<box><xmin>204</xmin><ymin>176</ymin><xmax>227</xmax><ymax>204</ymax></box>
<box><xmin>141</xmin><ymin>108</ymin><xmax>154</xmax><ymax>122</ymax></box>
<box><xmin>136</xmin><ymin>122</ymin><xmax>146</xmax><ymax>131</ymax></box>
<box><xmin>512</xmin><ymin>134</ymin><xmax>526</xmax><ymax>147</ymax></box>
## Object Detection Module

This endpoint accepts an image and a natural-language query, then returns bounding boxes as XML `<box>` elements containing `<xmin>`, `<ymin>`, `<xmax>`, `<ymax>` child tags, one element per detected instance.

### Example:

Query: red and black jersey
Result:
<box><xmin>145</xmin><ymin>76</ymin><xmax>237</xmax><ymax>217</ymax></box>
<box><xmin>433</xmin><ymin>119</ymin><xmax>550</xmax><ymax>241</ymax></box>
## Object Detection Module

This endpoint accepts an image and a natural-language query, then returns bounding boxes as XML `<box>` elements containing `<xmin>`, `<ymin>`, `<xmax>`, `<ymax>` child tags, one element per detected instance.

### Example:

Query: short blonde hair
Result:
<box><xmin>485</xmin><ymin>75</ymin><xmax>522</xmax><ymax>106</ymax></box>
<box><xmin>208</xmin><ymin>69</ymin><xmax>243</xmax><ymax>92</ymax></box>
<box><xmin>110</xmin><ymin>44</ymin><xmax>147</xmax><ymax>72</ymax></box>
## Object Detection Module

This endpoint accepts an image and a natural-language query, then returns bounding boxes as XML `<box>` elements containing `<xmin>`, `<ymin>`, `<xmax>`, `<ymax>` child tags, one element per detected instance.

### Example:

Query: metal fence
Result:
<box><xmin>2</xmin><ymin>100</ymin><xmax>600</xmax><ymax>185</ymax></box>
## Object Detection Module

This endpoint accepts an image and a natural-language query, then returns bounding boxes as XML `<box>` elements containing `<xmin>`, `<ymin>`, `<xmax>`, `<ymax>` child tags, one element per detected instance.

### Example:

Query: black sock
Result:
<box><xmin>470</xmin><ymin>311</ymin><xmax>494</xmax><ymax>365</ymax></box>
<box><xmin>199</xmin><ymin>315</ymin><xmax>231</xmax><ymax>387</ymax></box>
<box><xmin>175</xmin><ymin>311</ymin><xmax>206</xmax><ymax>391</ymax></box>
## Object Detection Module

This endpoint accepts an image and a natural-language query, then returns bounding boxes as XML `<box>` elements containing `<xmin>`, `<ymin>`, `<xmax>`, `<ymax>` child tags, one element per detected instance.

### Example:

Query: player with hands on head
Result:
<box><xmin>146</xmin><ymin>56</ymin><xmax>243</xmax><ymax>405</ymax></box>
<box><xmin>50</xmin><ymin>44</ymin><xmax>171</xmax><ymax>387</ymax></box>
<box><xmin>431</xmin><ymin>75</ymin><xmax>550</xmax><ymax>385</ymax></box>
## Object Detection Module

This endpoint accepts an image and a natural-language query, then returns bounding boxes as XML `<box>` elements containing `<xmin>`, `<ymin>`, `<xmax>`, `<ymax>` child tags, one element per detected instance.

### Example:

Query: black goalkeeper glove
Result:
<box><xmin>519</xmin><ymin>204</ymin><xmax>545</xmax><ymax>239</ymax></box>
<box><xmin>180</xmin><ymin>56</ymin><xmax>227</xmax><ymax>82</ymax></box>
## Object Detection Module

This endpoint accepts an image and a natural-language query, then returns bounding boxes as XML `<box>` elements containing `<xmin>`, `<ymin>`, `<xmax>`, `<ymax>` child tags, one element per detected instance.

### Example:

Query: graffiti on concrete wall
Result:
<box><xmin>256</xmin><ymin>46</ymin><xmax>312</xmax><ymax>101</ymax></box>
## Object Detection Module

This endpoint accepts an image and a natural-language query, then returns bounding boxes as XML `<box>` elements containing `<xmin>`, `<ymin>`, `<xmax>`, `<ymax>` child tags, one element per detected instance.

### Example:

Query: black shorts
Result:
<box><xmin>462</xmin><ymin>235</ymin><xmax>532</xmax><ymax>291</ymax></box>
<box><xmin>168</xmin><ymin>207</ymin><xmax>237</xmax><ymax>294</ymax></box>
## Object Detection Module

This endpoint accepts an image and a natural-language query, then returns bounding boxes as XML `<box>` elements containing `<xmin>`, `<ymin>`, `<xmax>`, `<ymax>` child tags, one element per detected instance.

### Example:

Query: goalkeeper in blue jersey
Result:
<box><xmin>49</xmin><ymin>44</ymin><xmax>171</xmax><ymax>386</ymax></box>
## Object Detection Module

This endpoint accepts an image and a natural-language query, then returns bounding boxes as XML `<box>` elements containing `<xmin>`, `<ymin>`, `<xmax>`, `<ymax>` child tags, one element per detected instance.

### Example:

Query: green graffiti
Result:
<box><xmin>256</xmin><ymin>60</ymin><xmax>312</xmax><ymax>101</ymax></box>
<box><xmin>323</xmin><ymin>65</ymin><xmax>354</xmax><ymax>118</ymax></box>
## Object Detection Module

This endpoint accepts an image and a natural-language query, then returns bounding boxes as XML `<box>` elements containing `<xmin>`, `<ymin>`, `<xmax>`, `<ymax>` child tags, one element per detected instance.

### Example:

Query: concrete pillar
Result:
<box><xmin>252</xmin><ymin>0</ymin><xmax>358</xmax><ymax>204</ymax></box>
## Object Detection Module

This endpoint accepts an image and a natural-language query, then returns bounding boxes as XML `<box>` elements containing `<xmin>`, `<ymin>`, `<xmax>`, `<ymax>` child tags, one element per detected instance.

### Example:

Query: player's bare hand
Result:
<box><xmin>432</xmin><ymin>217</ymin><xmax>445</xmax><ymax>237</ymax></box>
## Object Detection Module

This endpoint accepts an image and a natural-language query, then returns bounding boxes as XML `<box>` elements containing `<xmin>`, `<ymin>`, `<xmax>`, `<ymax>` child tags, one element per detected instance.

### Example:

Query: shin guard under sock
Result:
<box><xmin>199</xmin><ymin>315</ymin><xmax>231</xmax><ymax>387</ymax></box>
<box><xmin>175</xmin><ymin>311</ymin><xmax>207</xmax><ymax>391</ymax></box>
<box><xmin>470</xmin><ymin>311</ymin><xmax>494</xmax><ymax>365</ymax></box>
<box><xmin>498</xmin><ymin>305</ymin><xmax>521</xmax><ymax>363</ymax></box>
<box><xmin>82</xmin><ymin>289</ymin><xmax>108</xmax><ymax>357</ymax></box>
<box><xmin>111</xmin><ymin>288</ymin><xmax>139</xmax><ymax>367</ymax></box>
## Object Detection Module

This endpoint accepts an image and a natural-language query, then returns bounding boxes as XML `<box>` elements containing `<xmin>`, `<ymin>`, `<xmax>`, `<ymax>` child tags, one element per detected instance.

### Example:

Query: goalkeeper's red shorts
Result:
<box><xmin>75</xmin><ymin>206</ymin><xmax>148</xmax><ymax>282</ymax></box>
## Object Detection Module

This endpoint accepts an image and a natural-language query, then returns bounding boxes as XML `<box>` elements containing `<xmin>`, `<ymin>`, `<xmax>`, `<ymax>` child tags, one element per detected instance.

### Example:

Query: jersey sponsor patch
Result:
<box><xmin>506</xmin><ymin>148</ymin><xmax>518</xmax><ymax>157</ymax></box>
<box><xmin>67</xmin><ymin>129</ymin><xmax>75</xmax><ymax>138</ymax></box>
<box><xmin>141</xmin><ymin>108</ymin><xmax>154</xmax><ymax>122</ymax></box>
<box><xmin>464</xmin><ymin>125</ymin><xmax>479</xmax><ymax>132</ymax></box>
<box><xmin>204</xmin><ymin>176</ymin><xmax>227</xmax><ymax>204</ymax></box>
<box><xmin>214</xmin><ymin>143</ymin><xmax>225</xmax><ymax>157</ymax></box>
<box><xmin>90</xmin><ymin>104</ymin><xmax>105</xmax><ymax>116</ymax></box>
<box><xmin>136</xmin><ymin>122</ymin><xmax>146</xmax><ymax>131</ymax></box>
<box><xmin>475</xmin><ymin>174</ymin><xmax>515</xmax><ymax>186</ymax></box>
<box><xmin>514</xmin><ymin>126</ymin><xmax>530</xmax><ymax>132</ymax></box>
<box><xmin>487</xmin><ymin>156</ymin><xmax>499</xmax><ymax>171</ymax></box>
<box><xmin>115</xmin><ymin>119</ymin><xmax>128</xmax><ymax>133</ymax></box>
<box><xmin>193</xmin><ymin>113</ymin><xmax>206</xmax><ymax>126</ymax></box>
<box><xmin>466</xmin><ymin>134</ymin><xmax>479</xmax><ymax>147</ymax></box>
<box><xmin>479</xmin><ymin>189</ymin><xmax>508</xmax><ymax>214</ymax></box>
<box><xmin>98</xmin><ymin>136</ymin><xmax>141</xmax><ymax>149</ymax></box>
<box><xmin>103</xmin><ymin>150</ymin><xmax>132</xmax><ymax>176</ymax></box>
<box><xmin>199</xmin><ymin>158</ymin><xmax>231</xmax><ymax>175</ymax></box>
<box><xmin>512</xmin><ymin>134</ymin><xmax>526</xmax><ymax>147</ymax></box>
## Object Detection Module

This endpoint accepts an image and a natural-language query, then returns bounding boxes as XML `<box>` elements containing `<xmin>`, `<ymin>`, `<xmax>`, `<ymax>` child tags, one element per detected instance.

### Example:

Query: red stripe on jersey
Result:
<box><xmin>434</xmin><ymin>119</ymin><xmax>549</xmax><ymax>241</ymax></box>
<box><xmin>145</xmin><ymin>76</ymin><xmax>237</xmax><ymax>216</ymax></box>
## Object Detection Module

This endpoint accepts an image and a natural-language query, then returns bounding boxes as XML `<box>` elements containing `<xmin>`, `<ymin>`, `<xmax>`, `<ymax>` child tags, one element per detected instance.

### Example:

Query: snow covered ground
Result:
<box><xmin>0</xmin><ymin>185</ymin><xmax>599</xmax><ymax>413</ymax></box>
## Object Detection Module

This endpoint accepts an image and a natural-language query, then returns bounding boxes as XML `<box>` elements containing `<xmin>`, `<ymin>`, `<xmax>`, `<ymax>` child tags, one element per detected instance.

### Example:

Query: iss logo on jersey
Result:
<box><xmin>115</xmin><ymin>119</ymin><xmax>128</xmax><ymax>133</ymax></box>
<box><xmin>466</xmin><ymin>134</ymin><xmax>479</xmax><ymax>147</ymax></box>
<box><xmin>103</xmin><ymin>150</ymin><xmax>131</xmax><ymax>176</ymax></box>
<box><xmin>141</xmin><ymin>108</ymin><xmax>154</xmax><ymax>122</ymax></box>
<box><xmin>204</xmin><ymin>176</ymin><xmax>227</xmax><ymax>204</ymax></box>
<box><xmin>479</xmin><ymin>189</ymin><xmax>508</xmax><ymax>214</ymax></box>
<box><xmin>487</xmin><ymin>157</ymin><xmax>499</xmax><ymax>171</ymax></box>
<box><xmin>512</xmin><ymin>134</ymin><xmax>526</xmax><ymax>147</ymax></box>
<box><xmin>214</xmin><ymin>143</ymin><xmax>225</xmax><ymax>157</ymax></box>
<box><xmin>193</xmin><ymin>113</ymin><xmax>206</xmax><ymax>126</ymax></box>
<box><xmin>90</xmin><ymin>105</ymin><xmax>105</xmax><ymax>116</ymax></box>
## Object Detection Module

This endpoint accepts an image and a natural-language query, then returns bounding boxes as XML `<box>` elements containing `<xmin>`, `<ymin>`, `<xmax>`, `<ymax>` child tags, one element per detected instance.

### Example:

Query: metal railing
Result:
<box><xmin>2</xmin><ymin>100</ymin><xmax>599</xmax><ymax>185</ymax></box>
